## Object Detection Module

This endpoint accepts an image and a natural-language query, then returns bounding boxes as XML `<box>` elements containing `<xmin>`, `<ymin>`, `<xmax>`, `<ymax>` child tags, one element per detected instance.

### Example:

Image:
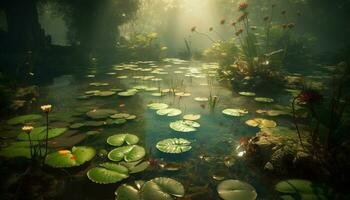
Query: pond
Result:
<box><xmin>1</xmin><ymin>58</ymin><xmax>301</xmax><ymax>199</ymax></box>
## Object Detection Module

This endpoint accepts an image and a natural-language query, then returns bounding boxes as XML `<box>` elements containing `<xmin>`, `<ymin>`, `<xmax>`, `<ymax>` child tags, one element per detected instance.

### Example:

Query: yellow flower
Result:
<box><xmin>58</xmin><ymin>150</ymin><xmax>71</xmax><ymax>155</ymax></box>
<box><xmin>22</xmin><ymin>125</ymin><xmax>34</xmax><ymax>133</ymax></box>
<box><xmin>41</xmin><ymin>104</ymin><xmax>52</xmax><ymax>113</ymax></box>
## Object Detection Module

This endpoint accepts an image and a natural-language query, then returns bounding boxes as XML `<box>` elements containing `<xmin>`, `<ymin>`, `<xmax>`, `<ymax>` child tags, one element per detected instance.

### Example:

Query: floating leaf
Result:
<box><xmin>156</xmin><ymin>108</ymin><xmax>182</xmax><ymax>117</ymax></box>
<box><xmin>140</xmin><ymin>177</ymin><xmax>185</xmax><ymax>200</ymax></box>
<box><xmin>108</xmin><ymin>145</ymin><xmax>146</xmax><ymax>162</ymax></box>
<box><xmin>120</xmin><ymin>160</ymin><xmax>150</xmax><ymax>174</ymax></box>
<box><xmin>222</xmin><ymin>109</ymin><xmax>248</xmax><ymax>117</ymax></box>
<box><xmin>169</xmin><ymin>120</ymin><xmax>200</xmax><ymax>132</ymax></box>
<box><xmin>84</xmin><ymin>121</ymin><xmax>107</xmax><ymax>127</ymax></box>
<box><xmin>118</xmin><ymin>89</ymin><xmax>137</xmax><ymax>97</ymax></box>
<box><xmin>254</xmin><ymin>97</ymin><xmax>274</xmax><ymax>103</ymax></box>
<box><xmin>17</xmin><ymin>127</ymin><xmax>67</xmax><ymax>140</ymax></box>
<box><xmin>156</xmin><ymin>138</ymin><xmax>192</xmax><ymax>154</ymax></box>
<box><xmin>0</xmin><ymin>141</ymin><xmax>42</xmax><ymax>158</ymax></box>
<box><xmin>238</xmin><ymin>92</ymin><xmax>256</xmax><ymax>97</ymax></box>
<box><xmin>256</xmin><ymin>109</ymin><xmax>289</xmax><ymax>116</ymax></box>
<box><xmin>94</xmin><ymin>91</ymin><xmax>116</xmax><ymax>97</ymax></box>
<box><xmin>245</xmin><ymin>118</ymin><xmax>277</xmax><ymax>128</ymax></box>
<box><xmin>86</xmin><ymin>109</ymin><xmax>117</xmax><ymax>119</ymax></box>
<box><xmin>147</xmin><ymin>103</ymin><xmax>169</xmax><ymax>110</ymax></box>
<box><xmin>110</xmin><ymin>113</ymin><xmax>130</xmax><ymax>119</ymax></box>
<box><xmin>7</xmin><ymin>114</ymin><xmax>42</xmax><ymax>125</ymax></box>
<box><xmin>45</xmin><ymin>146</ymin><xmax>96</xmax><ymax>168</ymax></box>
<box><xmin>70</xmin><ymin>123</ymin><xmax>85</xmax><ymax>129</ymax></box>
<box><xmin>175</xmin><ymin>92</ymin><xmax>191</xmax><ymax>97</ymax></box>
<box><xmin>115</xmin><ymin>184</ymin><xmax>140</xmax><ymax>200</ymax></box>
<box><xmin>194</xmin><ymin>97</ymin><xmax>209</xmax><ymax>102</ymax></box>
<box><xmin>107</xmin><ymin>134</ymin><xmax>139</xmax><ymax>147</ymax></box>
<box><xmin>87</xmin><ymin>162</ymin><xmax>129</xmax><ymax>184</ymax></box>
<box><xmin>275</xmin><ymin>179</ymin><xmax>328</xmax><ymax>200</ymax></box>
<box><xmin>183</xmin><ymin>114</ymin><xmax>201</xmax><ymax>121</ymax></box>
<box><xmin>217</xmin><ymin>179</ymin><xmax>257</xmax><ymax>200</ymax></box>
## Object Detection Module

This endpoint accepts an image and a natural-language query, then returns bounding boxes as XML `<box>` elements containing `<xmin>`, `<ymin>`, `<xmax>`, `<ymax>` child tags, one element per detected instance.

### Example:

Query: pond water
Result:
<box><xmin>2</xmin><ymin>58</ymin><xmax>300</xmax><ymax>199</ymax></box>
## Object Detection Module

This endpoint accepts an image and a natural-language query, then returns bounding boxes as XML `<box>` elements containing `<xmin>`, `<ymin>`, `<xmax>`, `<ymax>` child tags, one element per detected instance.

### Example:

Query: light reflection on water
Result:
<box><xmin>36</xmin><ymin>59</ymin><xmax>290</xmax><ymax>199</ymax></box>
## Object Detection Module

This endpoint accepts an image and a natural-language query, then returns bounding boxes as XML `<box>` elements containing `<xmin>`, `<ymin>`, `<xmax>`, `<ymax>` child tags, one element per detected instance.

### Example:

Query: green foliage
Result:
<box><xmin>45</xmin><ymin>146</ymin><xmax>96</xmax><ymax>168</ymax></box>
<box><xmin>118</xmin><ymin>32</ymin><xmax>168</xmax><ymax>60</ymax></box>
<box><xmin>203</xmin><ymin>39</ymin><xmax>239</xmax><ymax>67</ymax></box>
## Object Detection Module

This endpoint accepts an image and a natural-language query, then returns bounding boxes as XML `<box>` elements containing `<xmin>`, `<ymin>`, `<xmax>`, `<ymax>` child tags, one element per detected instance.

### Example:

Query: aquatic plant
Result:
<box><xmin>217</xmin><ymin>179</ymin><xmax>257</xmax><ymax>200</ymax></box>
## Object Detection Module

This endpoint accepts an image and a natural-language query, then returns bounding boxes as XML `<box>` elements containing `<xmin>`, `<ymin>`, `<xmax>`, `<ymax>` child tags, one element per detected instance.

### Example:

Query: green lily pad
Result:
<box><xmin>118</xmin><ymin>89</ymin><xmax>138</xmax><ymax>97</ymax></box>
<box><xmin>7</xmin><ymin>114</ymin><xmax>42</xmax><ymax>125</ymax></box>
<box><xmin>45</xmin><ymin>146</ymin><xmax>96</xmax><ymax>168</ymax></box>
<box><xmin>156</xmin><ymin>108</ymin><xmax>182</xmax><ymax>117</ymax></box>
<box><xmin>222</xmin><ymin>109</ymin><xmax>248</xmax><ymax>117</ymax></box>
<box><xmin>106</xmin><ymin>119</ymin><xmax>127</xmax><ymax>125</ymax></box>
<box><xmin>115</xmin><ymin>184</ymin><xmax>140</xmax><ymax>200</ymax></box>
<box><xmin>217</xmin><ymin>179</ymin><xmax>257</xmax><ymax>200</ymax></box>
<box><xmin>95</xmin><ymin>91</ymin><xmax>116</xmax><ymax>97</ymax></box>
<box><xmin>147</xmin><ymin>103</ymin><xmax>169</xmax><ymax>110</ymax></box>
<box><xmin>0</xmin><ymin>141</ymin><xmax>42</xmax><ymax>158</ymax></box>
<box><xmin>275</xmin><ymin>179</ymin><xmax>329</xmax><ymax>200</ymax></box>
<box><xmin>70</xmin><ymin>123</ymin><xmax>85</xmax><ymax>129</ymax></box>
<box><xmin>84</xmin><ymin>121</ymin><xmax>107</xmax><ymax>127</ymax></box>
<box><xmin>17</xmin><ymin>127</ymin><xmax>67</xmax><ymax>140</ymax></box>
<box><xmin>254</xmin><ymin>97</ymin><xmax>274</xmax><ymax>103</ymax></box>
<box><xmin>245</xmin><ymin>118</ymin><xmax>277</xmax><ymax>128</ymax></box>
<box><xmin>108</xmin><ymin>145</ymin><xmax>146</xmax><ymax>162</ymax></box>
<box><xmin>87</xmin><ymin>162</ymin><xmax>129</xmax><ymax>184</ymax></box>
<box><xmin>156</xmin><ymin>138</ymin><xmax>192</xmax><ymax>154</ymax></box>
<box><xmin>256</xmin><ymin>109</ymin><xmax>289</xmax><ymax>116</ymax></box>
<box><xmin>140</xmin><ymin>177</ymin><xmax>185</xmax><ymax>200</ymax></box>
<box><xmin>183</xmin><ymin>114</ymin><xmax>201</xmax><ymax>121</ymax></box>
<box><xmin>238</xmin><ymin>92</ymin><xmax>256</xmax><ymax>97</ymax></box>
<box><xmin>107</xmin><ymin>134</ymin><xmax>139</xmax><ymax>147</ymax></box>
<box><xmin>110</xmin><ymin>113</ymin><xmax>130</xmax><ymax>119</ymax></box>
<box><xmin>169</xmin><ymin>120</ymin><xmax>200</xmax><ymax>132</ymax></box>
<box><xmin>120</xmin><ymin>160</ymin><xmax>150</xmax><ymax>174</ymax></box>
<box><xmin>86</xmin><ymin>109</ymin><xmax>118</xmax><ymax>119</ymax></box>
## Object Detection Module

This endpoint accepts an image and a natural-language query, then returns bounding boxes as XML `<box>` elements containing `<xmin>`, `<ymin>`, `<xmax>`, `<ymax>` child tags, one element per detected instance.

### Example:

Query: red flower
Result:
<box><xmin>235</xmin><ymin>29</ymin><xmax>243</xmax><ymax>36</ymax></box>
<box><xmin>70</xmin><ymin>155</ymin><xmax>77</xmax><ymax>160</ymax></box>
<box><xmin>297</xmin><ymin>90</ymin><xmax>323</xmax><ymax>104</ymax></box>
<box><xmin>238</xmin><ymin>2</ymin><xmax>248</xmax><ymax>11</ymax></box>
<box><xmin>237</xmin><ymin>12</ymin><xmax>248</xmax><ymax>22</ymax></box>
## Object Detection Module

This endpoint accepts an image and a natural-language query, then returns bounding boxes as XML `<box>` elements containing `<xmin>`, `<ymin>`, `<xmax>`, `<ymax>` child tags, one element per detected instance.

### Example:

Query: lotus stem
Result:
<box><xmin>292</xmin><ymin>97</ymin><xmax>305</xmax><ymax>150</ymax></box>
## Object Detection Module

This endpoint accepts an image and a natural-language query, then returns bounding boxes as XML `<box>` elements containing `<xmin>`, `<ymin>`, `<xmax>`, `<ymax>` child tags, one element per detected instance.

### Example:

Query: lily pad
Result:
<box><xmin>110</xmin><ymin>113</ymin><xmax>130</xmax><ymax>119</ymax></box>
<box><xmin>254</xmin><ymin>97</ymin><xmax>274</xmax><ymax>103</ymax></box>
<box><xmin>107</xmin><ymin>134</ymin><xmax>139</xmax><ymax>147</ymax></box>
<box><xmin>17</xmin><ymin>127</ymin><xmax>67</xmax><ymax>141</ymax></box>
<box><xmin>256</xmin><ymin>109</ymin><xmax>289</xmax><ymax>116</ymax></box>
<box><xmin>115</xmin><ymin>184</ymin><xmax>140</xmax><ymax>200</ymax></box>
<box><xmin>120</xmin><ymin>160</ymin><xmax>150</xmax><ymax>174</ymax></box>
<box><xmin>87</xmin><ymin>162</ymin><xmax>129</xmax><ymax>184</ymax></box>
<box><xmin>222</xmin><ymin>109</ymin><xmax>248</xmax><ymax>117</ymax></box>
<box><xmin>140</xmin><ymin>177</ymin><xmax>185</xmax><ymax>200</ymax></box>
<box><xmin>156</xmin><ymin>138</ymin><xmax>192</xmax><ymax>154</ymax></box>
<box><xmin>94</xmin><ymin>91</ymin><xmax>116</xmax><ymax>97</ymax></box>
<box><xmin>0</xmin><ymin>141</ymin><xmax>42</xmax><ymax>158</ymax></box>
<box><xmin>275</xmin><ymin>179</ymin><xmax>328</xmax><ymax>200</ymax></box>
<box><xmin>245</xmin><ymin>118</ymin><xmax>277</xmax><ymax>128</ymax></box>
<box><xmin>183</xmin><ymin>114</ymin><xmax>201</xmax><ymax>121</ymax></box>
<box><xmin>238</xmin><ymin>92</ymin><xmax>256</xmax><ymax>97</ymax></box>
<box><xmin>7</xmin><ymin>114</ymin><xmax>42</xmax><ymax>125</ymax></box>
<box><xmin>217</xmin><ymin>179</ymin><xmax>257</xmax><ymax>200</ymax></box>
<box><xmin>194</xmin><ymin>97</ymin><xmax>209</xmax><ymax>102</ymax></box>
<box><xmin>147</xmin><ymin>103</ymin><xmax>169</xmax><ymax>110</ymax></box>
<box><xmin>86</xmin><ymin>109</ymin><xmax>118</xmax><ymax>119</ymax></box>
<box><xmin>169</xmin><ymin>120</ymin><xmax>200</xmax><ymax>132</ymax></box>
<box><xmin>70</xmin><ymin>123</ymin><xmax>85</xmax><ymax>129</ymax></box>
<box><xmin>108</xmin><ymin>145</ymin><xmax>146</xmax><ymax>162</ymax></box>
<box><xmin>118</xmin><ymin>89</ymin><xmax>137</xmax><ymax>97</ymax></box>
<box><xmin>156</xmin><ymin>108</ymin><xmax>182</xmax><ymax>117</ymax></box>
<box><xmin>45</xmin><ymin>146</ymin><xmax>96</xmax><ymax>168</ymax></box>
